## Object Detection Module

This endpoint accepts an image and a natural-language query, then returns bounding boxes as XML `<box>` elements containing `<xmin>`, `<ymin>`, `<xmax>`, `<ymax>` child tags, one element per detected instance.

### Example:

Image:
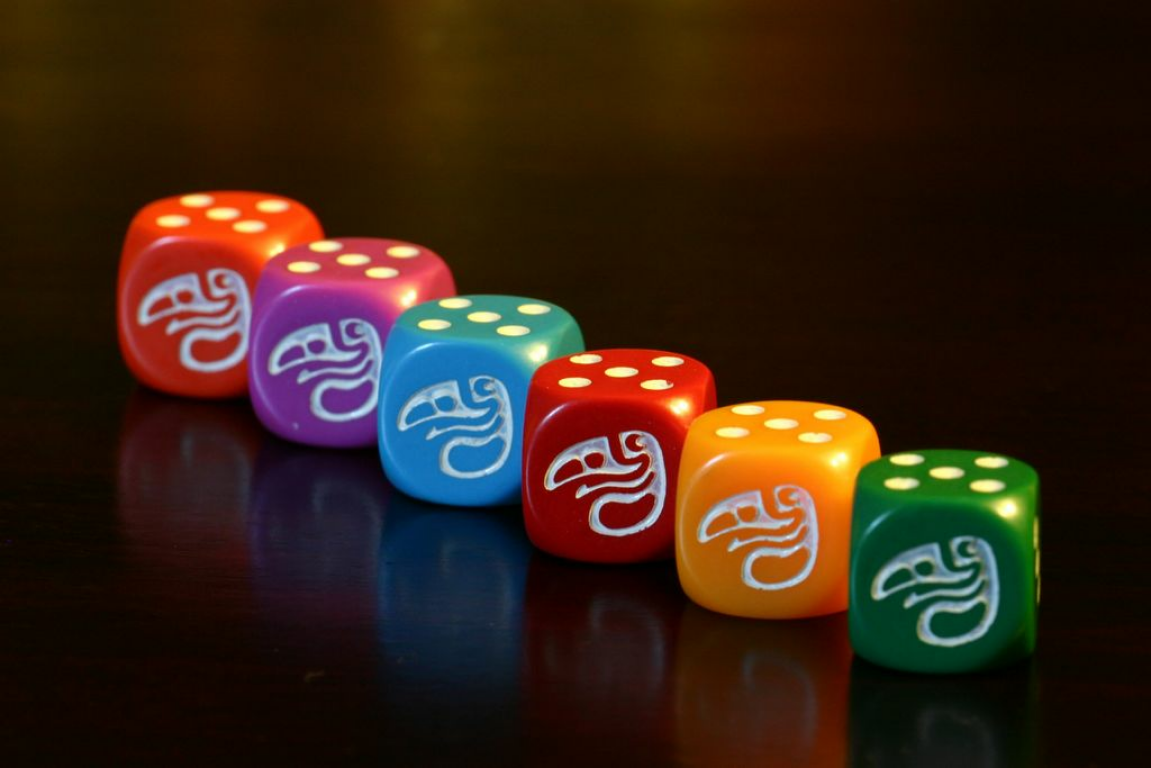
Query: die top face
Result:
<box><xmin>531</xmin><ymin>349</ymin><xmax>713</xmax><ymax>404</ymax></box>
<box><xmin>397</xmin><ymin>295</ymin><xmax>577</xmax><ymax>346</ymax></box>
<box><xmin>266</xmin><ymin>238</ymin><xmax>450</xmax><ymax>293</ymax></box>
<box><xmin>130</xmin><ymin>191</ymin><xmax>321</xmax><ymax>255</ymax></box>
<box><xmin>856</xmin><ymin>449</ymin><xmax>1038</xmax><ymax>507</ymax></box>
<box><xmin>689</xmin><ymin>400</ymin><xmax>878</xmax><ymax>462</ymax></box>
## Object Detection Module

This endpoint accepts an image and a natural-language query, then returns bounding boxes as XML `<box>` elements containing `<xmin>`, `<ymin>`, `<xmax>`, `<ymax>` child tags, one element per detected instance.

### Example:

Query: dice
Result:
<box><xmin>848</xmin><ymin>449</ymin><xmax>1039</xmax><ymax>673</ymax></box>
<box><xmin>247</xmin><ymin>238</ymin><xmax>455</xmax><ymax>447</ymax></box>
<box><xmin>522</xmin><ymin>350</ymin><xmax>715</xmax><ymax>562</ymax></box>
<box><xmin>676</xmin><ymin>401</ymin><xmax>880</xmax><ymax>619</ymax></box>
<box><xmin>117</xmin><ymin>191</ymin><xmax>323</xmax><ymax>398</ymax></box>
<box><xmin>378</xmin><ymin>295</ymin><xmax>584</xmax><ymax>506</ymax></box>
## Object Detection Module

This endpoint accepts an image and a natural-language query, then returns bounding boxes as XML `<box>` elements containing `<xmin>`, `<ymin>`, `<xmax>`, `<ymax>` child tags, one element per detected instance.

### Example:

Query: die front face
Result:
<box><xmin>378</xmin><ymin>296</ymin><xmax>584</xmax><ymax>506</ymax></box>
<box><xmin>118</xmin><ymin>192</ymin><xmax>323</xmax><ymax>398</ymax></box>
<box><xmin>248</xmin><ymin>239</ymin><xmax>455</xmax><ymax>448</ymax></box>
<box><xmin>849</xmin><ymin>450</ymin><xmax>1039</xmax><ymax>673</ymax></box>
<box><xmin>676</xmin><ymin>401</ymin><xmax>880</xmax><ymax>619</ymax></box>
<box><xmin>523</xmin><ymin>350</ymin><xmax>716</xmax><ymax>563</ymax></box>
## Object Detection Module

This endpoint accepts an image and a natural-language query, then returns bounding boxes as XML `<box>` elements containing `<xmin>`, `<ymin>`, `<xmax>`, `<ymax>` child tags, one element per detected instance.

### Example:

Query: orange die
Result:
<box><xmin>676</xmin><ymin>401</ymin><xmax>880</xmax><ymax>619</ymax></box>
<box><xmin>117</xmin><ymin>191</ymin><xmax>323</xmax><ymax>398</ymax></box>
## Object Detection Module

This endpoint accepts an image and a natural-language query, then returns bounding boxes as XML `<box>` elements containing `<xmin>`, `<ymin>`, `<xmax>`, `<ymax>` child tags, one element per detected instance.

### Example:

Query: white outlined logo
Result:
<box><xmin>545</xmin><ymin>431</ymin><xmax>667</xmax><ymax>537</ymax></box>
<box><xmin>697</xmin><ymin>486</ymin><xmax>819</xmax><ymax>591</ymax></box>
<box><xmin>268</xmin><ymin>319</ymin><xmax>383</xmax><ymax>423</ymax></box>
<box><xmin>137</xmin><ymin>269</ymin><xmax>251</xmax><ymax>373</ymax></box>
<box><xmin>871</xmin><ymin>536</ymin><xmax>1000</xmax><ymax>648</ymax></box>
<box><xmin>398</xmin><ymin>376</ymin><xmax>513</xmax><ymax>479</ymax></box>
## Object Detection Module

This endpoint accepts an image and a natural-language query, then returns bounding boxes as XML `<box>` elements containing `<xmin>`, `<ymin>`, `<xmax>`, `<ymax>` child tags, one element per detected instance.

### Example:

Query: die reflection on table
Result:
<box><xmin>522</xmin><ymin>555</ymin><xmax>684</xmax><ymax>763</ymax></box>
<box><xmin>117</xmin><ymin>388</ymin><xmax>262</xmax><ymax>580</ymax></box>
<box><xmin>849</xmin><ymin>657</ymin><xmax>1038</xmax><ymax>767</ymax></box>
<box><xmin>249</xmin><ymin>439</ymin><xmax>388</xmax><ymax>642</ymax></box>
<box><xmin>377</xmin><ymin>493</ymin><xmax>531</xmax><ymax>749</ymax></box>
<box><xmin>674</xmin><ymin>606</ymin><xmax>851</xmax><ymax>767</ymax></box>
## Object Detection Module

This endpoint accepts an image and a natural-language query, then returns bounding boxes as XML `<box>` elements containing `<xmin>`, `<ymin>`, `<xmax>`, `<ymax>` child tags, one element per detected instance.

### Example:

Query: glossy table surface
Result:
<box><xmin>1</xmin><ymin>1</ymin><xmax>1148</xmax><ymax>765</ymax></box>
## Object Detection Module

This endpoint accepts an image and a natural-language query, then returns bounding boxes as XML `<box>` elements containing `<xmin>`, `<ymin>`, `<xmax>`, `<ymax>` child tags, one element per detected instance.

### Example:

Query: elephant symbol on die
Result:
<box><xmin>137</xmin><ymin>268</ymin><xmax>251</xmax><ymax>373</ymax></box>
<box><xmin>268</xmin><ymin>319</ymin><xmax>383</xmax><ymax>423</ymax></box>
<box><xmin>697</xmin><ymin>486</ymin><xmax>819</xmax><ymax>591</ymax></box>
<box><xmin>397</xmin><ymin>376</ymin><xmax>514</xmax><ymax>479</ymax></box>
<box><xmin>871</xmin><ymin>536</ymin><xmax>1000</xmax><ymax>648</ymax></box>
<box><xmin>544</xmin><ymin>431</ymin><xmax>667</xmax><ymax>537</ymax></box>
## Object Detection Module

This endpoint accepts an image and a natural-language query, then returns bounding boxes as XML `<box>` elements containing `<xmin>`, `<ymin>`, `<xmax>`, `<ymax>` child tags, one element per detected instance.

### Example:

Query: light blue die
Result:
<box><xmin>378</xmin><ymin>295</ymin><xmax>584</xmax><ymax>506</ymax></box>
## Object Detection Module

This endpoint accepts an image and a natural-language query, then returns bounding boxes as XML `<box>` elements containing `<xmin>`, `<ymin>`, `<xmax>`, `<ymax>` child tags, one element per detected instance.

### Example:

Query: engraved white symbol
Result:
<box><xmin>267</xmin><ymin>319</ymin><xmax>383</xmax><ymax>423</ymax></box>
<box><xmin>544</xmin><ymin>431</ymin><xmax>667</xmax><ymax>537</ymax></box>
<box><xmin>871</xmin><ymin>536</ymin><xmax>999</xmax><ymax>648</ymax></box>
<box><xmin>697</xmin><ymin>487</ymin><xmax>819</xmax><ymax>591</ymax></box>
<box><xmin>137</xmin><ymin>268</ymin><xmax>251</xmax><ymax>373</ymax></box>
<box><xmin>397</xmin><ymin>376</ymin><xmax>513</xmax><ymax>479</ymax></box>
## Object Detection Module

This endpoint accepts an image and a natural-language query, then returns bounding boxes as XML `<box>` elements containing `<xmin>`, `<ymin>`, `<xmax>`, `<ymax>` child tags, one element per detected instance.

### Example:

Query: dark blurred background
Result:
<box><xmin>1</xmin><ymin>1</ymin><xmax>1148</xmax><ymax>764</ymax></box>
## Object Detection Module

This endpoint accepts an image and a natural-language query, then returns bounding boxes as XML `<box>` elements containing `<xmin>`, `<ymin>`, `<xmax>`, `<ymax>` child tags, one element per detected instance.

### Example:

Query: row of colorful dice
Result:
<box><xmin>116</xmin><ymin>191</ymin><xmax>1038</xmax><ymax>674</ymax></box>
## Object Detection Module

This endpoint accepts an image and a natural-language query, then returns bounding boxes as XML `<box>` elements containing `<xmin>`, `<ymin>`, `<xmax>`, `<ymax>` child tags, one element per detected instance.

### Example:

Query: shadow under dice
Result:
<box><xmin>849</xmin><ymin>449</ymin><xmax>1039</xmax><ymax>673</ymax></box>
<box><xmin>248</xmin><ymin>238</ymin><xmax>455</xmax><ymax>447</ymax></box>
<box><xmin>676</xmin><ymin>401</ymin><xmax>880</xmax><ymax>619</ymax></box>
<box><xmin>117</xmin><ymin>191</ymin><xmax>323</xmax><ymax>398</ymax></box>
<box><xmin>378</xmin><ymin>295</ymin><xmax>584</xmax><ymax>506</ymax></box>
<box><xmin>523</xmin><ymin>350</ymin><xmax>715</xmax><ymax>563</ymax></box>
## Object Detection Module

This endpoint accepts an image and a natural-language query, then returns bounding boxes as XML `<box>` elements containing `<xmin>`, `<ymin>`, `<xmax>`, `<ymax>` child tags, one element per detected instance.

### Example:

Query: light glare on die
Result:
<box><xmin>997</xmin><ymin>500</ymin><xmax>1019</xmax><ymax>518</ymax></box>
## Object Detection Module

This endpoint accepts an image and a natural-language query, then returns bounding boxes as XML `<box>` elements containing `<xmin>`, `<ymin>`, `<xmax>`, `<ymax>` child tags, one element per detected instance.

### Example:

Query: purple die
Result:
<box><xmin>249</xmin><ymin>238</ymin><xmax>456</xmax><ymax>447</ymax></box>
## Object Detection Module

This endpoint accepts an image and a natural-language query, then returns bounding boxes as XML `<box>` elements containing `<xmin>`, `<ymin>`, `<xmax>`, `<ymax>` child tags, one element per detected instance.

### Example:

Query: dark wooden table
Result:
<box><xmin>2</xmin><ymin>1</ymin><xmax>1148</xmax><ymax>764</ymax></box>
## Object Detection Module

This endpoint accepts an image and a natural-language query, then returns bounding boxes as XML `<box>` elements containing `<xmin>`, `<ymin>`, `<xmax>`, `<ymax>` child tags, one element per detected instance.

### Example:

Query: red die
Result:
<box><xmin>117</xmin><ymin>191</ymin><xmax>323</xmax><ymax>398</ymax></box>
<box><xmin>523</xmin><ymin>350</ymin><xmax>716</xmax><ymax>563</ymax></box>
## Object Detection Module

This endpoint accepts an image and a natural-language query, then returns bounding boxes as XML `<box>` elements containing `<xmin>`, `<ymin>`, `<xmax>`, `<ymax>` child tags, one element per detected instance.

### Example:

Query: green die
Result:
<box><xmin>849</xmin><ymin>449</ymin><xmax>1039</xmax><ymax>673</ymax></box>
